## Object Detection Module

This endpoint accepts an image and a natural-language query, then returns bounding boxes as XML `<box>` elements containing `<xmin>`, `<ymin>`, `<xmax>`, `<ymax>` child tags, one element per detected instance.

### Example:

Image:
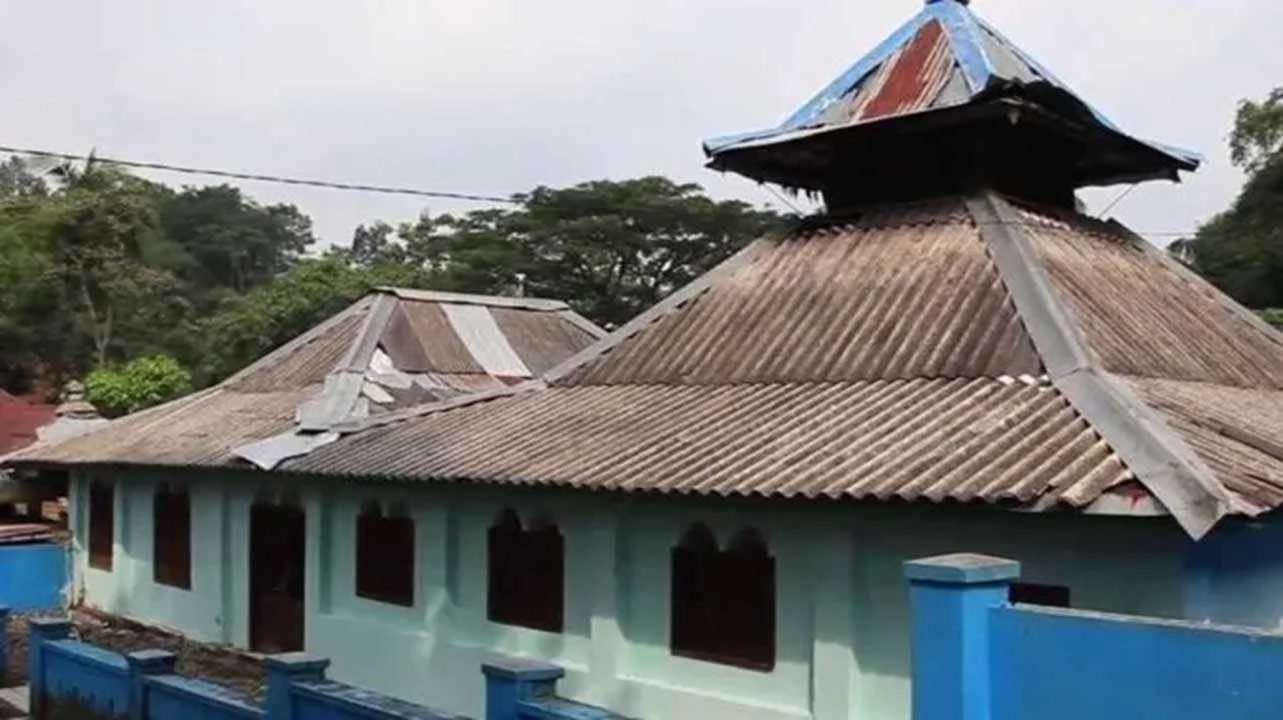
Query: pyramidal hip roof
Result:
<box><xmin>704</xmin><ymin>0</ymin><xmax>1200</xmax><ymax>190</ymax></box>
<box><xmin>286</xmin><ymin>193</ymin><xmax>1283</xmax><ymax>541</ymax></box>
<box><xmin>1</xmin><ymin>288</ymin><xmax>603</xmax><ymax>472</ymax></box>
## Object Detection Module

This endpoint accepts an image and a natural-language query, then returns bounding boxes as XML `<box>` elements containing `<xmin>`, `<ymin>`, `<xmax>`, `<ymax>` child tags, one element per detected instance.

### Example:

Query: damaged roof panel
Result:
<box><xmin>4</xmin><ymin>288</ymin><xmax>602</xmax><ymax>470</ymax></box>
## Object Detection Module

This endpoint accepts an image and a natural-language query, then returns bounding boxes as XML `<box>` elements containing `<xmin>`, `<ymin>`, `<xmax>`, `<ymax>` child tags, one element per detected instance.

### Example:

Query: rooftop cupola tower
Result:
<box><xmin>704</xmin><ymin>0</ymin><xmax>1200</xmax><ymax>211</ymax></box>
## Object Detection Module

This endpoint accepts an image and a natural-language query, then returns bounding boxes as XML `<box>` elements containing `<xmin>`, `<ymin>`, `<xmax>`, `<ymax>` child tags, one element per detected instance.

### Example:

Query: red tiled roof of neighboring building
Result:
<box><xmin>0</xmin><ymin>391</ymin><xmax>55</xmax><ymax>455</ymax></box>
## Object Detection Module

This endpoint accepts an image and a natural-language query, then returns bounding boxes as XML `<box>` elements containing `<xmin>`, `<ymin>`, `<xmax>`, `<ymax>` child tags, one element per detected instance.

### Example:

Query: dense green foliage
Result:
<box><xmin>85</xmin><ymin>354</ymin><xmax>193</xmax><ymax>418</ymax></box>
<box><xmin>0</xmin><ymin>165</ymin><xmax>785</xmax><ymax>406</ymax></box>
<box><xmin>1171</xmin><ymin>87</ymin><xmax>1283</xmax><ymax>310</ymax></box>
<box><xmin>6</xmin><ymin>83</ymin><xmax>1281</xmax><ymax>416</ymax></box>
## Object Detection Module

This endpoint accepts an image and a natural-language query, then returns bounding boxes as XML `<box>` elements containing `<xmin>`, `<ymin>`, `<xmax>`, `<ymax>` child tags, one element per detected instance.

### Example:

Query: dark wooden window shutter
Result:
<box><xmin>487</xmin><ymin>510</ymin><xmax>564</xmax><ymax>632</ymax></box>
<box><xmin>153</xmin><ymin>484</ymin><xmax>192</xmax><ymax>589</ymax></box>
<box><xmin>670</xmin><ymin>524</ymin><xmax>776</xmax><ymax>671</ymax></box>
<box><xmin>355</xmin><ymin>500</ymin><xmax>416</xmax><ymax>607</ymax></box>
<box><xmin>88</xmin><ymin>480</ymin><xmax>115</xmax><ymax>571</ymax></box>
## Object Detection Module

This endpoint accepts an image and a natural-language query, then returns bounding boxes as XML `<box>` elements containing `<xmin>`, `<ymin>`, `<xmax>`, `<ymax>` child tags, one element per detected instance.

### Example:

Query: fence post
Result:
<box><xmin>27</xmin><ymin>618</ymin><xmax>73</xmax><ymax>720</ymax></box>
<box><xmin>0</xmin><ymin>606</ymin><xmax>9</xmax><ymax>686</ymax></box>
<box><xmin>263</xmin><ymin>653</ymin><xmax>330</xmax><ymax>720</ymax></box>
<box><xmin>904</xmin><ymin>553</ymin><xmax>1019</xmax><ymax>720</ymax></box>
<box><xmin>481</xmin><ymin>658</ymin><xmax>564</xmax><ymax>720</ymax></box>
<box><xmin>126</xmin><ymin>650</ymin><xmax>177</xmax><ymax>720</ymax></box>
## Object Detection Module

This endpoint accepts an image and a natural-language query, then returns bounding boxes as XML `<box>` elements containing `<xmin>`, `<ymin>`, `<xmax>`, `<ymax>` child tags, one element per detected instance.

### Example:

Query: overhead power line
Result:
<box><xmin>0</xmin><ymin>144</ymin><xmax>519</xmax><ymax>204</ymax></box>
<box><xmin>0</xmin><ymin>143</ymin><xmax>1198</xmax><ymax>238</ymax></box>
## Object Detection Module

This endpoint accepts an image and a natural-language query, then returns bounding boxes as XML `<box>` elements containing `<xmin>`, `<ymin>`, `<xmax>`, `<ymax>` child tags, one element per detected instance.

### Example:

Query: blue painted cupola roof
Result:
<box><xmin>704</xmin><ymin>0</ymin><xmax>1201</xmax><ymax>206</ymax></box>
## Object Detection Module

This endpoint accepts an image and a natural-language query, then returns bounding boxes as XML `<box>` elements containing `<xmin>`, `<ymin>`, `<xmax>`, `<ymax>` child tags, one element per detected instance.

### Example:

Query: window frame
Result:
<box><xmin>670</xmin><ymin>525</ymin><xmax>776</xmax><ymax>672</ymax></box>
<box><xmin>152</xmin><ymin>483</ymin><xmax>192</xmax><ymax>590</ymax></box>
<box><xmin>354</xmin><ymin>500</ymin><xmax>417</xmax><ymax>608</ymax></box>
<box><xmin>486</xmin><ymin>510</ymin><xmax>565</xmax><ymax>633</ymax></box>
<box><xmin>87</xmin><ymin>480</ymin><xmax>115</xmax><ymax>571</ymax></box>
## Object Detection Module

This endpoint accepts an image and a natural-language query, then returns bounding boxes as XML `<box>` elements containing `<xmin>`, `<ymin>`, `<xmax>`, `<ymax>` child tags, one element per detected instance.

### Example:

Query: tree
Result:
<box><xmin>85</xmin><ymin>354</ymin><xmax>193</xmax><ymax>418</ymax></box>
<box><xmin>155</xmin><ymin>184</ymin><xmax>315</xmax><ymax>298</ymax></box>
<box><xmin>397</xmin><ymin>177</ymin><xmax>787</xmax><ymax>327</ymax></box>
<box><xmin>195</xmin><ymin>256</ymin><xmax>433</xmax><ymax>384</ymax></box>
<box><xmin>0</xmin><ymin>157</ymin><xmax>47</xmax><ymax>198</ymax></box>
<box><xmin>1230</xmin><ymin>88</ymin><xmax>1283</xmax><ymax>174</ymax></box>
<box><xmin>1177</xmin><ymin>88</ymin><xmax>1283</xmax><ymax>309</ymax></box>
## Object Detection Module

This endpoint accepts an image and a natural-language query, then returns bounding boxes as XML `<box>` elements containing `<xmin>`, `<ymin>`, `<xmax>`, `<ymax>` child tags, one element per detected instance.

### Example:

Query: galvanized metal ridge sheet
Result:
<box><xmin>291</xmin><ymin>378</ymin><xmax>1128</xmax><ymax>508</ymax></box>
<box><xmin>1122</xmin><ymin>376</ymin><xmax>1283</xmax><ymax>512</ymax></box>
<box><xmin>441</xmin><ymin>304</ymin><xmax>531</xmax><ymax>378</ymax></box>
<box><xmin>974</xmin><ymin>193</ymin><xmax>1229</xmax><ymax>539</ymax></box>
<box><xmin>563</xmin><ymin>199</ymin><xmax>1041</xmax><ymax>386</ymax></box>
<box><xmin>380</xmin><ymin>287</ymin><xmax>571</xmax><ymax>312</ymax></box>
<box><xmin>1017</xmin><ymin>206</ymin><xmax>1283</xmax><ymax>389</ymax></box>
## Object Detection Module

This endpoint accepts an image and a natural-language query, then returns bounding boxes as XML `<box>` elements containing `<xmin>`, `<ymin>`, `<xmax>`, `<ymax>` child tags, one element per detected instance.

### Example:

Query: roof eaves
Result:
<box><xmin>967</xmin><ymin>191</ymin><xmax>1233</xmax><ymax>539</ymax></box>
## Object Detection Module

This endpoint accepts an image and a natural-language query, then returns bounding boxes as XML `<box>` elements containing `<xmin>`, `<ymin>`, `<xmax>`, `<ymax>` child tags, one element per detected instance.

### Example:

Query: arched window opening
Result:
<box><xmin>671</xmin><ymin>524</ymin><xmax>775</xmax><ymax>671</ymax></box>
<box><xmin>487</xmin><ymin>509</ymin><xmax>564</xmax><ymax>632</ymax></box>
<box><xmin>355</xmin><ymin>499</ymin><xmax>416</xmax><ymax>607</ymax></box>
<box><xmin>153</xmin><ymin>483</ymin><xmax>191</xmax><ymax>589</ymax></box>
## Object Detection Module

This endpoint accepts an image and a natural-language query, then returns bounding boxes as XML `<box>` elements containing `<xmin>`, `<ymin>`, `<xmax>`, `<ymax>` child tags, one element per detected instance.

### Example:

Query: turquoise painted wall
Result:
<box><xmin>69</xmin><ymin>471</ymin><xmax>1191</xmax><ymax>720</ymax></box>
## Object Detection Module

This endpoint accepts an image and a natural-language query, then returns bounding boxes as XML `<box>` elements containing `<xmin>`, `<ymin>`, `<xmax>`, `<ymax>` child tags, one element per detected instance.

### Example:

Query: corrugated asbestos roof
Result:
<box><xmin>286</xmin><ymin>192</ymin><xmax>1283</xmax><ymax>539</ymax></box>
<box><xmin>1123</xmin><ymin>377</ymin><xmax>1283</xmax><ymax>513</ymax></box>
<box><xmin>560</xmin><ymin>200</ymin><xmax>1041</xmax><ymax>386</ymax></box>
<box><xmin>292</xmin><ymin>377</ymin><xmax>1128</xmax><ymax>508</ymax></box>
<box><xmin>4</xmin><ymin>289</ymin><xmax>602</xmax><ymax>470</ymax></box>
<box><xmin>1018</xmin><ymin>209</ymin><xmax>1283</xmax><ymax>389</ymax></box>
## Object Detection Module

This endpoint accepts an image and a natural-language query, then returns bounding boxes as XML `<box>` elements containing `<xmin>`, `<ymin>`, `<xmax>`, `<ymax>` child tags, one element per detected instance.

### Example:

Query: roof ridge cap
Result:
<box><xmin>967</xmin><ymin>190</ymin><xmax>1232</xmax><ymax>539</ymax></box>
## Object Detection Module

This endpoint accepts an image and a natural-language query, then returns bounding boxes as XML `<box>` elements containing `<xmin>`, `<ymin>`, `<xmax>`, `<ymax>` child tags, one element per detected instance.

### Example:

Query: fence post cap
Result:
<box><xmin>28</xmin><ymin>618</ymin><xmax>74</xmax><ymax>637</ymax></box>
<box><xmin>904</xmin><ymin>553</ymin><xmax>1020</xmax><ymax>584</ymax></box>
<box><xmin>482</xmin><ymin>657</ymin><xmax>565</xmax><ymax>681</ymax></box>
<box><xmin>125</xmin><ymin>650</ymin><xmax>177</xmax><ymax>672</ymax></box>
<box><xmin>262</xmin><ymin>653</ymin><xmax>330</xmax><ymax>674</ymax></box>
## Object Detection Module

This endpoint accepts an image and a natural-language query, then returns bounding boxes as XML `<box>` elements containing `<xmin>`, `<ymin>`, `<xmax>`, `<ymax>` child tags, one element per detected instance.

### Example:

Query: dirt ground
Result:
<box><xmin>5</xmin><ymin>608</ymin><xmax>266</xmax><ymax>703</ymax></box>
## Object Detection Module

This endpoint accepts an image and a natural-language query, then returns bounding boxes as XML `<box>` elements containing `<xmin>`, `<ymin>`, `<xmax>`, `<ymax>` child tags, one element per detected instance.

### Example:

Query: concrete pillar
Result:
<box><xmin>904</xmin><ymin>553</ymin><xmax>1019</xmax><ymax>720</ymax></box>
<box><xmin>264</xmin><ymin>652</ymin><xmax>330</xmax><ymax>720</ymax></box>
<box><xmin>482</xmin><ymin>658</ymin><xmax>564</xmax><ymax>720</ymax></box>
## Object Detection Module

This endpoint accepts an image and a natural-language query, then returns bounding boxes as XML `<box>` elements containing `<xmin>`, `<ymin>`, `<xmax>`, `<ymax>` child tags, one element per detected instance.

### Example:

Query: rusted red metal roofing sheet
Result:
<box><xmin>290</xmin><ymin>377</ymin><xmax>1127</xmax><ymax>507</ymax></box>
<box><xmin>1019</xmin><ymin>208</ymin><xmax>1283</xmax><ymax>389</ymax></box>
<box><xmin>0</xmin><ymin>392</ymin><xmax>55</xmax><ymax>455</ymax></box>
<box><xmin>561</xmin><ymin>199</ymin><xmax>1042</xmax><ymax>387</ymax></box>
<box><xmin>858</xmin><ymin>20</ymin><xmax>953</xmax><ymax>122</ymax></box>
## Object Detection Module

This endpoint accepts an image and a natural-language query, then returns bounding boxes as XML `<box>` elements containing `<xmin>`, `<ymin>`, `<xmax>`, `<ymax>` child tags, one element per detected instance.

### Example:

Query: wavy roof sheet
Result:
<box><xmin>5</xmin><ymin>289</ymin><xmax>602</xmax><ymax>470</ymax></box>
<box><xmin>290</xmin><ymin>194</ymin><xmax>1283</xmax><ymax>540</ymax></box>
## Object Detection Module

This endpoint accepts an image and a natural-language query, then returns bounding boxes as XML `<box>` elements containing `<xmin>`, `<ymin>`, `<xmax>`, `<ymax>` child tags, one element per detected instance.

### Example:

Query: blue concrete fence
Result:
<box><xmin>907</xmin><ymin>553</ymin><xmax>1283</xmax><ymax>720</ymax></box>
<box><xmin>22</xmin><ymin>617</ymin><xmax>625</xmax><ymax>720</ymax></box>
<box><xmin>0</xmin><ymin>541</ymin><xmax>67</xmax><ymax>611</ymax></box>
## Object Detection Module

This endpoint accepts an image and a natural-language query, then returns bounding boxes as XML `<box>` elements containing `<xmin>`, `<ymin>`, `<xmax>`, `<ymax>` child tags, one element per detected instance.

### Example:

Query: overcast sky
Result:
<box><xmin>2</xmin><ymin>0</ymin><xmax>1280</xmax><ymax>248</ymax></box>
